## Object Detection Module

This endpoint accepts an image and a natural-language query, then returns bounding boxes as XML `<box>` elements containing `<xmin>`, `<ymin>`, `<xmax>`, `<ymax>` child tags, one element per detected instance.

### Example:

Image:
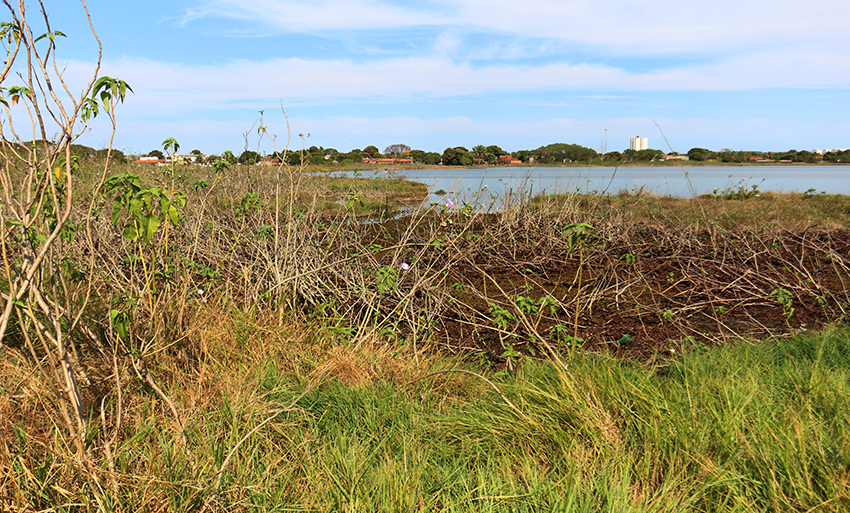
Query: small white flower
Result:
<box><xmin>401</xmin><ymin>262</ymin><xmax>410</xmax><ymax>270</ymax></box>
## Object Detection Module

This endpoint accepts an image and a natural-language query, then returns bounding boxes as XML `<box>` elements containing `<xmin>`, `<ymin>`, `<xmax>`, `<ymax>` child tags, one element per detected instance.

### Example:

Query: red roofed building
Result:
<box><xmin>497</xmin><ymin>155</ymin><xmax>522</xmax><ymax>165</ymax></box>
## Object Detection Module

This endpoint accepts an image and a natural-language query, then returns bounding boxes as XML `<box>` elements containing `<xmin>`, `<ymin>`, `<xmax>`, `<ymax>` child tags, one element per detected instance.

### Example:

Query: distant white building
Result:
<box><xmin>630</xmin><ymin>135</ymin><xmax>648</xmax><ymax>151</ymax></box>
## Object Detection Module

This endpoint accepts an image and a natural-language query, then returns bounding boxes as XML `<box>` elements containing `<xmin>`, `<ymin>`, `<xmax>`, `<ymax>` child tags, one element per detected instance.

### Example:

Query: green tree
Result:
<box><xmin>687</xmin><ymin>147</ymin><xmax>710</xmax><ymax>161</ymax></box>
<box><xmin>342</xmin><ymin>148</ymin><xmax>363</xmax><ymax>162</ymax></box>
<box><xmin>441</xmin><ymin>147</ymin><xmax>473</xmax><ymax>165</ymax></box>
<box><xmin>486</xmin><ymin>145</ymin><xmax>506</xmax><ymax>156</ymax></box>
<box><xmin>635</xmin><ymin>148</ymin><xmax>664</xmax><ymax>161</ymax></box>
<box><xmin>605</xmin><ymin>150</ymin><xmax>622</xmax><ymax>162</ymax></box>
<box><xmin>796</xmin><ymin>150</ymin><xmax>817</xmax><ymax>163</ymax></box>
<box><xmin>441</xmin><ymin>147</ymin><xmax>458</xmax><ymax>165</ymax></box>
<box><xmin>94</xmin><ymin>148</ymin><xmax>126</xmax><ymax>163</ymax></box>
<box><xmin>147</xmin><ymin>149</ymin><xmax>164</xmax><ymax>159</ymax></box>
<box><xmin>363</xmin><ymin>145</ymin><xmax>381</xmax><ymax>158</ymax></box>
<box><xmin>824</xmin><ymin>150</ymin><xmax>850</xmax><ymax>163</ymax></box>
<box><xmin>531</xmin><ymin>143</ymin><xmax>598</xmax><ymax>163</ymax></box>
<box><xmin>408</xmin><ymin>149</ymin><xmax>427</xmax><ymax>163</ymax></box>
<box><xmin>238</xmin><ymin>150</ymin><xmax>260</xmax><ymax>165</ymax></box>
<box><xmin>623</xmin><ymin>148</ymin><xmax>663</xmax><ymax>162</ymax></box>
<box><xmin>221</xmin><ymin>150</ymin><xmax>237</xmax><ymax>164</ymax></box>
<box><xmin>718</xmin><ymin>150</ymin><xmax>745</xmax><ymax>163</ymax></box>
<box><xmin>285</xmin><ymin>151</ymin><xmax>303</xmax><ymax>166</ymax></box>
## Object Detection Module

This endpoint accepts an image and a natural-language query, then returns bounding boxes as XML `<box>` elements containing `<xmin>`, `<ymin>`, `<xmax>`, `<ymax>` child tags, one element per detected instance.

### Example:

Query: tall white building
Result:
<box><xmin>630</xmin><ymin>135</ymin><xmax>648</xmax><ymax>151</ymax></box>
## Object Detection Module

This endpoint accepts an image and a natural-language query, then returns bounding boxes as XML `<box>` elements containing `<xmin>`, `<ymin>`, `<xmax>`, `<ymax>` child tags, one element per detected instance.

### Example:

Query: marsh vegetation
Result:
<box><xmin>1</xmin><ymin>2</ymin><xmax>849</xmax><ymax>511</ymax></box>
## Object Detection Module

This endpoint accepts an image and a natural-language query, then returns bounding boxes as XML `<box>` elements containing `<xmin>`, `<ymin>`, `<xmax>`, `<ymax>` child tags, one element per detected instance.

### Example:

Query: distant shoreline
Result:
<box><xmin>334</xmin><ymin>161</ymin><xmax>840</xmax><ymax>173</ymax></box>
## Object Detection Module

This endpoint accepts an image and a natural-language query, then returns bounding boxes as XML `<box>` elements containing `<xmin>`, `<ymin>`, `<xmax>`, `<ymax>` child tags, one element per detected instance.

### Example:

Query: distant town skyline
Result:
<box><xmin>15</xmin><ymin>0</ymin><xmax>850</xmax><ymax>155</ymax></box>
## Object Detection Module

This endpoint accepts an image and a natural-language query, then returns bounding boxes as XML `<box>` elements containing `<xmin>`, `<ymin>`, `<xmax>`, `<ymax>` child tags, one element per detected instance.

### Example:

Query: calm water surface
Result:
<box><xmin>338</xmin><ymin>165</ymin><xmax>850</xmax><ymax>210</ymax></box>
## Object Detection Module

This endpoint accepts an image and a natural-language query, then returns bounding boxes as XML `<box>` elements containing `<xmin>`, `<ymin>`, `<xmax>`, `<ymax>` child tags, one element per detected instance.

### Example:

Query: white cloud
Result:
<box><xmin>181</xmin><ymin>0</ymin><xmax>850</xmax><ymax>56</ymax></box>
<box><xmin>87</xmin><ymin>49</ymin><xmax>847</xmax><ymax>120</ymax></box>
<box><xmin>179</xmin><ymin>0</ymin><xmax>447</xmax><ymax>33</ymax></box>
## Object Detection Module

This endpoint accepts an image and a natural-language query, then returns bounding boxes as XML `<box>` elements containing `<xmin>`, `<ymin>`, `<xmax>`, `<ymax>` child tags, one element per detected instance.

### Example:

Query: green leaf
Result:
<box><xmin>109</xmin><ymin>309</ymin><xmax>129</xmax><ymax>339</ymax></box>
<box><xmin>100</xmin><ymin>91</ymin><xmax>111</xmax><ymax>112</ymax></box>
<box><xmin>162</xmin><ymin>137</ymin><xmax>179</xmax><ymax>155</ymax></box>
<box><xmin>92</xmin><ymin>77</ymin><xmax>134</xmax><ymax>105</ymax></box>
<box><xmin>159</xmin><ymin>196</ymin><xmax>170</xmax><ymax>217</ymax></box>
<box><xmin>173</xmin><ymin>190</ymin><xmax>186</xmax><ymax>209</ymax></box>
<box><xmin>142</xmin><ymin>214</ymin><xmax>161</xmax><ymax>242</ymax></box>
<box><xmin>167</xmin><ymin>205</ymin><xmax>179</xmax><ymax>226</ymax></box>
<box><xmin>128</xmin><ymin>197</ymin><xmax>144</xmax><ymax>217</ymax></box>
<box><xmin>110</xmin><ymin>201</ymin><xmax>122</xmax><ymax>225</ymax></box>
<box><xmin>122</xmin><ymin>223</ymin><xmax>139</xmax><ymax>241</ymax></box>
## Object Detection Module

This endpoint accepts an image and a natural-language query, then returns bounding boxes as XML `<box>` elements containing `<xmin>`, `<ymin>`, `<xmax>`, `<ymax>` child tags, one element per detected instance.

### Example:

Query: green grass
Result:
<box><xmin>7</xmin><ymin>320</ymin><xmax>847</xmax><ymax>511</ymax></box>
<box><xmin>530</xmin><ymin>191</ymin><xmax>850</xmax><ymax>230</ymax></box>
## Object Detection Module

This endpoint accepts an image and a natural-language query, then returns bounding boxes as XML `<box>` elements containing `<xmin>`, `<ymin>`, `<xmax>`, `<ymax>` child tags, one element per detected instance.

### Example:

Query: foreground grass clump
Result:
<box><xmin>3</xmin><ymin>310</ymin><xmax>848</xmax><ymax>511</ymax></box>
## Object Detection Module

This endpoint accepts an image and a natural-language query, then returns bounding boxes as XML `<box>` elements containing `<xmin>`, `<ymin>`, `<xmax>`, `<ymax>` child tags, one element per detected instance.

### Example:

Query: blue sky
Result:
<box><xmin>16</xmin><ymin>0</ymin><xmax>850</xmax><ymax>155</ymax></box>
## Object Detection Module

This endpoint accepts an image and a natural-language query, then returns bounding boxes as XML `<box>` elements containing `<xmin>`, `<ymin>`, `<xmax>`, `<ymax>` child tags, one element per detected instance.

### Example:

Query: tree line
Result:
<box><xmin>129</xmin><ymin>143</ymin><xmax>849</xmax><ymax>167</ymax></box>
<box><xmin>687</xmin><ymin>148</ymin><xmax>850</xmax><ymax>163</ymax></box>
<box><xmin>136</xmin><ymin>141</ymin><xmax>665</xmax><ymax>166</ymax></box>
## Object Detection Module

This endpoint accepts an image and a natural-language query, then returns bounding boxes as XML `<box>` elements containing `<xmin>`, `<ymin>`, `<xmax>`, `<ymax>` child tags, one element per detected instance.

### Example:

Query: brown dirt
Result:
<box><xmin>364</xmin><ymin>214</ymin><xmax>850</xmax><ymax>364</ymax></box>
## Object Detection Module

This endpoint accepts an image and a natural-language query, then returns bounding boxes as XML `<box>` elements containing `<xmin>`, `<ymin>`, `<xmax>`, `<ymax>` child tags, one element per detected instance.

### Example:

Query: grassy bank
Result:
<box><xmin>73</xmin><ymin>161</ymin><xmax>429</xmax><ymax>217</ymax></box>
<box><xmin>3</xmin><ymin>310</ymin><xmax>848</xmax><ymax>511</ymax></box>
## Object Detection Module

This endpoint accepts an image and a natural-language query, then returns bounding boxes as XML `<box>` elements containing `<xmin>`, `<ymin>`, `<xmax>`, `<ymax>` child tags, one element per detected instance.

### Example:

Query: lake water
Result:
<box><xmin>341</xmin><ymin>165</ymin><xmax>850</xmax><ymax>210</ymax></box>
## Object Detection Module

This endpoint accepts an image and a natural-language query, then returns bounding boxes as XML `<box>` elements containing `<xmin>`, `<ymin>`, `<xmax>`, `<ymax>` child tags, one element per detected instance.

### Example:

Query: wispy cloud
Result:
<box><xmin>179</xmin><ymin>0</ymin><xmax>849</xmax><ymax>56</ymax></box>
<box><xmin>178</xmin><ymin>0</ymin><xmax>447</xmax><ymax>33</ymax></box>
<box><xmin>91</xmin><ymin>51</ymin><xmax>847</xmax><ymax>120</ymax></box>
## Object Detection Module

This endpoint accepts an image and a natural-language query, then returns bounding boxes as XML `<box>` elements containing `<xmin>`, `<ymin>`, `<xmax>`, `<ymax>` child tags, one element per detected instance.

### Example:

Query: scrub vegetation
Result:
<box><xmin>1</xmin><ymin>2</ymin><xmax>849</xmax><ymax>512</ymax></box>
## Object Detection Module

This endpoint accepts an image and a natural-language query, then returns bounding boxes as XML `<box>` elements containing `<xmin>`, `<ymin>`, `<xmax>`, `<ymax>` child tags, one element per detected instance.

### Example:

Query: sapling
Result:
<box><xmin>562</xmin><ymin>222</ymin><xmax>595</xmax><ymax>354</ymax></box>
<box><xmin>770</xmin><ymin>288</ymin><xmax>795</xmax><ymax>328</ymax></box>
<box><xmin>0</xmin><ymin>0</ymin><xmax>131</xmax><ymax>466</ymax></box>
